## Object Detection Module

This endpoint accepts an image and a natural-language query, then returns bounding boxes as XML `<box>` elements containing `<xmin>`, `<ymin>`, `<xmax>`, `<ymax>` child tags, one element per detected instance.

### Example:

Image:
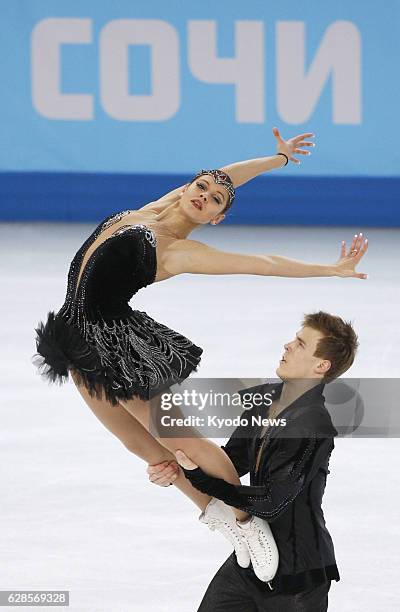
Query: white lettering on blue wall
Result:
<box><xmin>188</xmin><ymin>20</ymin><xmax>265</xmax><ymax>123</ymax></box>
<box><xmin>100</xmin><ymin>19</ymin><xmax>180</xmax><ymax>121</ymax></box>
<box><xmin>277</xmin><ymin>21</ymin><xmax>362</xmax><ymax>124</ymax></box>
<box><xmin>31</xmin><ymin>18</ymin><xmax>94</xmax><ymax>120</ymax></box>
<box><xmin>31</xmin><ymin>18</ymin><xmax>362</xmax><ymax>125</ymax></box>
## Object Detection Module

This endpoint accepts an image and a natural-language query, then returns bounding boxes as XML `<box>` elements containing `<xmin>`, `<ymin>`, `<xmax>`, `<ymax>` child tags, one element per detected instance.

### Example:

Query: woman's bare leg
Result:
<box><xmin>120</xmin><ymin>396</ymin><xmax>249</xmax><ymax>520</ymax></box>
<box><xmin>72</xmin><ymin>375</ymin><xmax>247</xmax><ymax>519</ymax></box>
<box><xmin>71</xmin><ymin>373</ymin><xmax>175</xmax><ymax>465</ymax></box>
<box><xmin>71</xmin><ymin>374</ymin><xmax>211</xmax><ymax>510</ymax></box>
<box><xmin>117</xmin><ymin>396</ymin><xmax>214</xmax><ymax>511</ymax></box>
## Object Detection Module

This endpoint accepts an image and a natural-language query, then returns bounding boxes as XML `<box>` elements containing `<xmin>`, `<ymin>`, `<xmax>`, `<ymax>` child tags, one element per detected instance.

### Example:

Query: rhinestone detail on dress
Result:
<box><xmin>38</xmin><ymin>210</ymin><xmax>202</xmax><ymax>404</ymax></box>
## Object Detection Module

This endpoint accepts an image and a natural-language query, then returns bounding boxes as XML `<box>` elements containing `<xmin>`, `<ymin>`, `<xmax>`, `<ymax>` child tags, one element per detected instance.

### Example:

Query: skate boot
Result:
<box><xmin>199</xmin><ymin>498</ymin><xmax>251</xmax><ymax>568</ymax></box>
<box><xmin>236</xmin><ymin>516</ymin><xmax>279</xmax><ymax>584</ymax></box>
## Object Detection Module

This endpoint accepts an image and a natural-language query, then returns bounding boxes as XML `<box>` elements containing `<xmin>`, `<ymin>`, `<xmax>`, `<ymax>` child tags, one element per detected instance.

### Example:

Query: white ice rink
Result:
<box><xmin>1</xmin><ymin>222</ymin><xmax>399</xmax><ymax>611</ymax></box>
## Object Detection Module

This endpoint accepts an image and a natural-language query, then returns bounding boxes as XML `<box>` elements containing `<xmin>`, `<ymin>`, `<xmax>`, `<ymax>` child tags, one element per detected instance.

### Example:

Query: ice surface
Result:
<box><xmin>1</xmin><ymin>223</ymin><xmax>399</xmax><ymax>611</ymax></box>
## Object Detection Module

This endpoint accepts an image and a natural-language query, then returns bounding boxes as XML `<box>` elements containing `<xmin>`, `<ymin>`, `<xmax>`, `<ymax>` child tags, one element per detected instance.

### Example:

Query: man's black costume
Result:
<box><xmin>183</xmin><ymin>382</ymin><xmax>340</xmax><ymax>611</ymax></box>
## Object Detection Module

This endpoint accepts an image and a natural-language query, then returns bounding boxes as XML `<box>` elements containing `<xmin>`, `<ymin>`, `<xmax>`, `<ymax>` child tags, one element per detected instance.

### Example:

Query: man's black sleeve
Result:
<box><xmin>183</xmin><ymin>420</ymin><xmax>335</xmax><ymax>523</ymax></box>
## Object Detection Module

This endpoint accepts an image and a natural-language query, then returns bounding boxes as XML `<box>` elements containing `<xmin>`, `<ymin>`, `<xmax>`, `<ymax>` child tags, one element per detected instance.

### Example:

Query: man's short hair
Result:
<box><xmin>302</xmin><ymin>311</ymin><xmax>359</xmax><ymax>381</ymax></box>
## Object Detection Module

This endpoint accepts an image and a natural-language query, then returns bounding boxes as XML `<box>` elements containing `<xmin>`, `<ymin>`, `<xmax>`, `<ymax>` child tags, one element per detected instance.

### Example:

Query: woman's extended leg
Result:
<box><xmin>71</xmin><ymin>373</ymin><xmax>175</xmax><ymax>465</ymax></box>
<box><xmin>71</xmin><ymin>373</ymin><xmax>211</xmax><ymax>510</ymax></box>
<box><xmin>72</xmin><ymin>375</ymin><xmax>247</xmax><ymax>518</ymax></box>
<box><xmin>120</xmin><ymin>396</ymin><xmax>249</xmax><ymax>520</ymax></box>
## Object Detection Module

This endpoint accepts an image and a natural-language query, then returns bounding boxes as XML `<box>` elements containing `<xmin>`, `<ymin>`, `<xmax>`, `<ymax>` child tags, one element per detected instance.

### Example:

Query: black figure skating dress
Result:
<box><xmin>34</xmin><ymin>211</ymin><xmax>203</xmax><ymax>405</ymax></box>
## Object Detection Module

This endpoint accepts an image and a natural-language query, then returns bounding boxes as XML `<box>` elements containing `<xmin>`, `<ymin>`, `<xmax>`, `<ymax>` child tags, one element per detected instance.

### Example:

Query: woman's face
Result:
<box><xmin>179</xmin><ymin>174</ymin><xmax>229</xmax><ymax>225</ymax></box>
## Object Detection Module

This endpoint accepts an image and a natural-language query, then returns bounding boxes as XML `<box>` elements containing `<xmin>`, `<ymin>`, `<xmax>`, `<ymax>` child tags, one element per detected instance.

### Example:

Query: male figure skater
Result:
<box><xmin>148</xmin><ymin>311</ymin><xmax>359</xmax><ymax>611</ymax></box>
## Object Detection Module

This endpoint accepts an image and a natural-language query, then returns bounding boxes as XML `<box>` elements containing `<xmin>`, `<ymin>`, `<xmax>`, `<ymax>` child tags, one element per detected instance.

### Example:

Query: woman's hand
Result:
<box><xmin>334</xmin><ymin>233</ymin><xmax>369</xmax><ymax>279</ymax></box>
<box><xmin>272</xmin><ymin>127</ymin><xmax>315</xmax><ymax>164</ymax></box>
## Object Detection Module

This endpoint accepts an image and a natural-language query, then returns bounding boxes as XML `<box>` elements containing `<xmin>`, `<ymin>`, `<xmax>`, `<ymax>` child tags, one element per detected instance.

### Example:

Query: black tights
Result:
<box><xmin>198</xmin><ymin>555</ymin><xmax>330</xmax><ymax>612</ymax></box>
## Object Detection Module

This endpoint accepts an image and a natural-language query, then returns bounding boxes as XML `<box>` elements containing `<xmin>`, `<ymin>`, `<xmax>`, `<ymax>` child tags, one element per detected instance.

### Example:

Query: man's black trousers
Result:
<box><xmin>197</xmin><ymin>554</ymin><xmax>331</xmax><ymax>612</ymax></box>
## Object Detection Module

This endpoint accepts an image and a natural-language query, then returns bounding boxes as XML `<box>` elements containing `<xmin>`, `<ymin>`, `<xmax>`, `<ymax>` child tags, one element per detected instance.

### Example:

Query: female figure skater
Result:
<box><xmin>34</xmin><ymin>127</ymin><xmax>368</xmax><ymax>579</ymax></box>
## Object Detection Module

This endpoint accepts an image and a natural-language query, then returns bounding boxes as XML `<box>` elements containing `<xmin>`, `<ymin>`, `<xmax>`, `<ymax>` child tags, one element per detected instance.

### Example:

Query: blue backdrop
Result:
<box><xmin>1</xmin><ymin>1</ymin><xmax>399</xmax><ymax>224</ymax></box>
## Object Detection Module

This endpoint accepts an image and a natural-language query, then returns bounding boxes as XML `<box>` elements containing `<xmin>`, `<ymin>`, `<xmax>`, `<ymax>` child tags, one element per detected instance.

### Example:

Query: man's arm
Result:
<box><xmin>180</xmin><ymin>431</ymin><xmax>334</xmax><ymax>523</ymax></box>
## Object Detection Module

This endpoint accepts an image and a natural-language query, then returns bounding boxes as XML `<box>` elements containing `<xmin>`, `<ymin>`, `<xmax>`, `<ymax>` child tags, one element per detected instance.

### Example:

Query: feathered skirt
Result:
<box><xmin>34</xmin><ymin>310</ymin><xmax>203</xmax><ymax>406</ymax></box>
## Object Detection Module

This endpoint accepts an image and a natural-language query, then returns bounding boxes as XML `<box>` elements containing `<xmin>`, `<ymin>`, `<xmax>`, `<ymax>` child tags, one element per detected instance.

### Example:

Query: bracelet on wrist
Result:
<box><xmin>276</xmin><ymin>152</ymin><xmax>289</xmax><ymax>166</ymax></box>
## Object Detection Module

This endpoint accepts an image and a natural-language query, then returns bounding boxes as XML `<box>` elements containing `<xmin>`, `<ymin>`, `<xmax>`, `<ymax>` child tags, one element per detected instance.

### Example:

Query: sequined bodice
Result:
<box><xmin>36</xmin><ymin>208</ymin><xmax>203</xmax><ymax>405</ymax></box>
<box><xmin>59</xmin><ymin>211</ymin><xmax>157</xmax><ymax>326</ymax></box>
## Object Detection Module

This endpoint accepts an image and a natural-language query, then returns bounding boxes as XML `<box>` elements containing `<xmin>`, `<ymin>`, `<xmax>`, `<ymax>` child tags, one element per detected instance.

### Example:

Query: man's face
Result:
<box><xmin>276</xmin><ymin>326</ymin><xmax>331</xmax><ymax>381</ymax></box>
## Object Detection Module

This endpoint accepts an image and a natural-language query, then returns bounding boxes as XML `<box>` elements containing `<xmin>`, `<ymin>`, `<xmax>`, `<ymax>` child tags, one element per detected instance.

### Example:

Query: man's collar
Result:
<box><xmin>266</xmin><ymin>380</ymin><xmax>326</xmax><ymax>408</ymax></box>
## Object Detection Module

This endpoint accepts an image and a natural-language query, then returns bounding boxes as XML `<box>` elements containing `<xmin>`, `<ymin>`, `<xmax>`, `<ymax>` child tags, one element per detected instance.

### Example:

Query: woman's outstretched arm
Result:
<box><xmin>220</xmin><ymin>127</ymin><xmax>315</xmax><ymax>187</ymax></box>
<box><xmin>164</xmin><ymin>233</ymin><xmax>368</xmax><ymax>280</ymax></box>
<box><xmin>142</xmin><ymin>127</ymin><xmax>314</xmax><ymax>210</ymax></box>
